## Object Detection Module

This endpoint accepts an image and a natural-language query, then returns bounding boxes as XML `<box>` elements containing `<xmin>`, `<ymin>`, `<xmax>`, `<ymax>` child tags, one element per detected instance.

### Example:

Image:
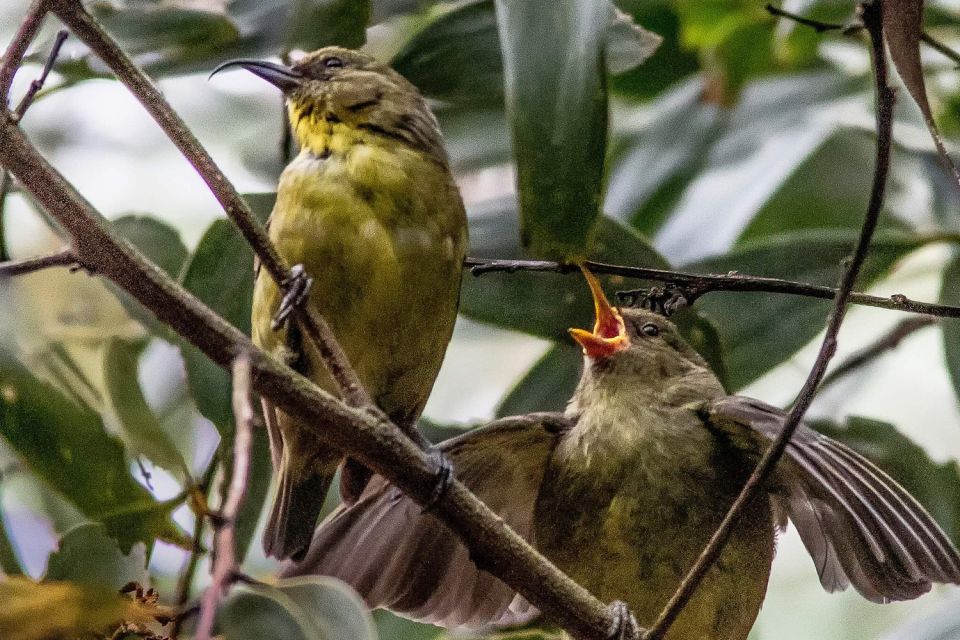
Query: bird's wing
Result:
<box><xmin>705</xmin><ymin>395</ymin><xmax>960</xmax><ymax>602</ymax></box>
<box><xmin>281</xmin><ymin>412</ymin><xmax>573</xmax><ymax>629</ymax></box>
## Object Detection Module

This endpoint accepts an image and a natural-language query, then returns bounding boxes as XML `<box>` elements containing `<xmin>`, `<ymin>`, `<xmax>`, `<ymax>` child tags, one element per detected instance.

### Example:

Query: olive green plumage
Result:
<box><xmin>240</xmin><ymin>47</ymin><xmax>466</xmax><ymax>560</ymax></box>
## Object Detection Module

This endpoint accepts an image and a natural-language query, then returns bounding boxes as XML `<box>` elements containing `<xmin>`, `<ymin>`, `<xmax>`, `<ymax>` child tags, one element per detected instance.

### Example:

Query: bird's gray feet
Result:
<box><xmin>607</xmin><ymin>600</ymin><xmax>641</xmax><ymax>640</ymax></box>
<box><xmin>272</xmin><ymin>264</ymin><xmax>313</xmax><ymax>330</ymax></box>
<box><xmin>422</xmin><ymin>447</ymin><xmax>453</xmax><ymax>512</ymax></box>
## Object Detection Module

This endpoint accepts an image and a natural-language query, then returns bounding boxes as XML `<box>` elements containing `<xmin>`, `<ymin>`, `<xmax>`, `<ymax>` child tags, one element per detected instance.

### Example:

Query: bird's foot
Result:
<box><xmin>421</xmin><ymin>447</ymin><xmax>454</xmax><ymax>513</ymax></box>
<box><xmin>617</xmin><ymin>285</ymin><xmax>695</xmax><ymax>317</ymax></box>
<box><xmin>271</xmin><ymin>264</ymin><xmax>313</xmax><ymax>330</ymax></box>
<box><xmin>606</xmin><ymin>601</ymin><xmax>641</xmax><ymax>640</ymax></box>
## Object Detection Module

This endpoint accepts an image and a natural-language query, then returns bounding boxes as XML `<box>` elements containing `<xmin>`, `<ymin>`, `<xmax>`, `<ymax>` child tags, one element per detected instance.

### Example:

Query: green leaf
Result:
<box><xmin>218</xmin><ymin>577</ymin><xmax>377</xmax><ymax>640</ymax></box>
<box><xmin>44</xmin><ymin>523</ymin><xmax>147</xmax><ymax>590</ymax></box>
<box><xmin>462</xmin><ymin>199</ymin><xmax>668</xmax><ymax>340</ymax></box>
<box><xmin>287</xmin><ymin>0</ymin><xmax>371</xmax><ymax>50</ymax></box>
<box><xmin>0</xmin><ymin>352</ymin><xmax>179</xmax><ymax>552</ymax></box>
<box><xmin>232</xmin><ymin>426</ymin><xmax>273</xmax><ymax>564</ymax></box>
<box><xmin>179</xmin><ymin>194</ymin><xmax>271</xmax><ymax>434</ymax></box>
<box><xmin>494</xmin><ymin>0</ymin><xmax>610</xmax><ymax>258</ymax></box>
<box><xmin>941</xmin><ymin>252</ymin><xmax>960</xmax><ymax>406</ymax></box>
<box><xmin>496</xmin><ymin>344</ymin><xmax>582</xmax><ymax>417</ymax></box>
<box><xmin>688</xmin><ymin>230</ymin><xmax>923</xmax><ymax>390</ymax></box>
<box><xmin>102</xmin><ymin>338</ymin><xmax>189</xmax><ymax>478</ymax></box>
<box><xmin>811</xmin><ymin>416</ymin><xmax>960</xmax><ymax>545</ymax></box>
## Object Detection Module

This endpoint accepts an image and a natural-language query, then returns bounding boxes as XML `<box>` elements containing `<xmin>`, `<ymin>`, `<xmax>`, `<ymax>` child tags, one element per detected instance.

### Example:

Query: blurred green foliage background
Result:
<box><xmin>3</xmin><ymin>0</ymin><xmax>960</xmax><ymax>638</ymax></box>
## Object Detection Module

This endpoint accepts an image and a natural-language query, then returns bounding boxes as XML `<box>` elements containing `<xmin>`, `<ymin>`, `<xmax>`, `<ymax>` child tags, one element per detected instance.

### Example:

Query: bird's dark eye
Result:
<box><xmin>641</xmin><ymin>323</ymin><xmax>660</xmax><ymax>337</ymax></box>
<box><xmin>323</xmin><ymin>56</ymin><xmax>344</xmax><ymax>69</ymax></box>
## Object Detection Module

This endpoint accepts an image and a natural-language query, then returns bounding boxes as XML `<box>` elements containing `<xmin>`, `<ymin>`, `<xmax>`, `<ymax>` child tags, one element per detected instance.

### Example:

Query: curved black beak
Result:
<box><xmin>209</xmin><ymin>58</ymin><xmax>302</xmax><ymax>92</ymax></box>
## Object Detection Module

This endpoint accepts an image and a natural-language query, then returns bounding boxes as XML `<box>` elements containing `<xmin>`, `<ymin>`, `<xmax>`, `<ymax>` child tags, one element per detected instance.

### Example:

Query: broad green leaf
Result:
<box><xmin>0</xmin><ymin>352</ymin><xmax>178</xmax><ymax>552</ymax></box>
<box><xmin>232</xmin><ymin>426</ymin><xmax>273</xmax><ymax>564</ymax></box>
<box><xmin>373</xmin><ymin>610</ymin><xmax>440</xmax><ymax>640</ymax></box>
<box><xmin>393</xmin><ymin>0</ymin><xmax>660</xmax><ymax>106</ymax></box>
<box><xmin>287</xmin><ymin>0</ymin><xmax>371</xmax><ymax>51</ymax></box>
<box><xmin>497</xmin><ymin>344</ymin><xmax>581</xmax><ymax>417</ymax></box>
<box><xmin>0</xmin><ymin>577</ymin><xmax>160</xmax><ymax>640</ymax></box>
<box><xmin>812</xmin><ymin>416</ymin><xmax>960</xmax><ymax>545</ymax></box>
<box><xmin>102</xmin><ymin>338</ymin><xmax>189</xmax><ymax>478</ymax></box>
<box><xmin>688</xmin><ymin>230</ymin><xmax>923</xmax><ymax>390</ymax></box>
<box><xmin>494</xmin><ymin>0</ymin><xmax>609</xmax><ymax>258</ymax></box>
<box><xmin>218</xmin><ymin>577</ymin><xmax>377</xmax><ymax>640</ymax></box>
<box><xmin>179</xmin><ymin>194</ymin><xmax>271</xmax><ymax>434</ymax></box>
<box><xmin>44</xmin><ymin>523</ymin><xmax>147</xmax><ymax>590</ymax></box>
<box><xmin>462</xmin><ymin>199</ymin><xmax>668</xmax><ymax>340</ymax></box>
<box><xmin>941</xmin><ymin>252</ymin><xmax>960</xmax><ymax>406</ymax></box>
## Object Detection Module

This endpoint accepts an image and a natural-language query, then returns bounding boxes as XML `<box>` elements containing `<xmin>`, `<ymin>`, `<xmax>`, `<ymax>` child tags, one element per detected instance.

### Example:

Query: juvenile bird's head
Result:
<box><xmin>211</xmin><ymin>47</ymin><xmax>447</xmax><ymax>162</ymax></box>
<box><xmin>568</xmin><ymin>268</ymin><xmax>710</xmax><ymax>385</ymax></box>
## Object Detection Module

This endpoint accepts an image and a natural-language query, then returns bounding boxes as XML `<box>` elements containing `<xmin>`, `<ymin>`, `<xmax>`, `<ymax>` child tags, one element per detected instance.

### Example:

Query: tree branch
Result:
<box><xmin>0</xmin><ymin>246</ymin><xmax>76</xmax><ymax>277</ymax></box>
<box><xmin>465</xmin><ymin>257</ymin><xmax>960</xmax><ymax>319</ymax></box>
<box><xmin>815</xmin><ymin>315</ymin><xmax>936</xmax><ymax>396</ymax></box>
<box><xmin>0</xmin><ymin>119</ymin><xmax>636</xmax><ymax>640</ymax></box>
<box><xmin>644</xmin><ymin>3</ymin><xmax>893</xmax><ymax>637</ymax></box>
<box><xmin>0</xmin><ymin>0</ymin><xmax>47</xmax><ymax>105</ymax></box>
<box><xmin>195</xmin><ymin>353</ymin><xmax>255</xmax><ymax>640</ymax></box>
<box><xmin>11</xmin><ymin>29</ymin><xmax>67</xmax><ymax>121</ymax></box>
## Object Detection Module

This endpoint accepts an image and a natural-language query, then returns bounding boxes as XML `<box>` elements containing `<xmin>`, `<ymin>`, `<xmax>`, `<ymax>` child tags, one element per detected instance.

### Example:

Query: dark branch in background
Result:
<box><xmin>0</xmin><ymin>24</ymin><xmax>68</xmax><ymax>261</ymax></box>
<box><xmin>195</xmin><ymin>353</ymin><xmax>255</xmax><ymax>640</ymax></box>
<box><xmin>0</xmin><ymin>116</ymin><xmax>636</xmax><ymax>640</ymax></box>
<box><xmin>465</xmin><ymin>257</ymin><xmax>960</xmax><ymax>319</ymax></box>
<box><xmin>0</xmin><ymin>246</ymin><xmax>76</xmax><ymax>276</ymax></box>
<box><xmin>815</xmin><ymin>315</ymin><xmax>937</xmax><ymax>396</ymax></box>
<box><xmin>645</xmin><ymin>4</ymin><xmax>893</xmax><ymax>637</ymax></box>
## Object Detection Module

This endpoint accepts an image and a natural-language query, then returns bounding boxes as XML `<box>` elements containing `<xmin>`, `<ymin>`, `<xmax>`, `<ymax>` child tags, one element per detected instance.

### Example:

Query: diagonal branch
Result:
<box><xmin>644</xmin><ymin>3</ymin><xmax>894</xmax><ymax>637</ymax></box>
<box><xmin>0</xmin><ymin>117</ymin><xmax>640</xmax><ymax>640</ymax></box>
<box><xmin>465</xmin><ymin>256</ymin><xmax>960</xmax><ymax>319</ymax></box>
<box><xmin>0</xmin><ymin>246</ymin><xmax>76</xmax><ymax>277</ymax></box>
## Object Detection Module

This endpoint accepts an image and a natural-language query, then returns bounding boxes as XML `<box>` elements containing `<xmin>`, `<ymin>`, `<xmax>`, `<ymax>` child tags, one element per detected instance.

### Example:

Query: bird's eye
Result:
<box><xmin>641</xmin><ymin>323</ymin><xmax>660</xmax><ymax>337</ymax></box>
<box><xmin>323</xmin><ymin>56</ymin><xmax>344</xmax><ymax>69</ymax></box>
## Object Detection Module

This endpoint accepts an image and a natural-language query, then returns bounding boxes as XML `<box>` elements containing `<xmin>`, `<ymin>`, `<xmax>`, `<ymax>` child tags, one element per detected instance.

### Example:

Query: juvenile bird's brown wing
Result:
<box><xmin>281</xmin><ymin>412</ymin><xmax>573</xmax><ymax>629</ymax></box>
<box><xmin>706</xmin><ymin>395</ymin><xmax>960</xmax><ymax>602</ymax></box>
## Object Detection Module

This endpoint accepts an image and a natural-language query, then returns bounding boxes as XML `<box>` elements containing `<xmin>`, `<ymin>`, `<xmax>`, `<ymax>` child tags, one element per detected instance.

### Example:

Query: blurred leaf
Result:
<box><xmin>102</xmin><ymin>338</ymin><xmax>189</xmax><ymax>478</ymax></box>
<box><xmin>812</xmin><ymin>416</ymin><xmax>960</xmax><ymax>545</ymax></box>
<box><xmin>689</xmin><ymin>230</ymin><xmax>923</xmax><ymax>390</ymax></box>
<box><xmin>44</xmin><ymin>523</ymin><xmax>147</xmax><ymax>590</ymax></box>
<box><xmin>373</xmin><ymin>610</ymin><xmax>440</xmax><ymax>640</ymax></box>
<box><xmin>0</xmin><ymin>577</ymin><xmax>158</xmax><ymax>640</ymax></box>
<box><xmin>218</xmin><ymin>577</ymin><xmax>377</xmax><ymax>640</ymax></box>
<box><xmin>497</xmin><ymin>343</ymin><xmax>581</xmax><ymax>417</ymax></box>
<box><xmin>233</xmin><ymin>426</ymin><xmax>273</xmax><ymax>564</ymax></box>
<box><xmin>179</xmin><ymin>194</ymin><xmax>271</xmax><ymax>434</ymax></box>
<box><xmin>394</xmin><ymin>0</ymin><xmax>660</xmax><ymax>106</ymax></box>
<box><xmin>287</xmin><ymin>0</ymin><xmax>371</xmax><ymax>50</ymax></box>
<box><xmin>437</xmin><ymin>107</ymin><xmax>511</xmax><ymax>171</ymax></box>
<box><xmin>941</xmin><ymin>252</ymin><xmax>960</xmax><ymax>406</ymax></box>
<box><xmin>495</xmin><ymin>0</ymin><xmax>609</xmax><ymax>257</ymax></box>
<box><xmin>462</xmin><ymin>199</ymin><xmax>668</xmax><ymax>340</ymax></box>
<box><xmin>112</xmin><ymin>214</ymin><xmax>189</xmax><ymax>335</ymax></box>
<box><xmin>0</xmin><ymin>352</ymin><xmax>179</xmax><ymax>552</ymax></box>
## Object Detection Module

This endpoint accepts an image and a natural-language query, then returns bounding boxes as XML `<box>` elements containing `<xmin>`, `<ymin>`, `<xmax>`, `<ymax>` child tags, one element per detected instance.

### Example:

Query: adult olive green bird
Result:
<box><xmin>212</xmin><ymin>48</ymin><xmax>467</xmax><ymax>560</ymax></box>
<box><xmin>284</xmin><ymin>270</ymin><xmax>960</xmax><ymax>638</ymax></box>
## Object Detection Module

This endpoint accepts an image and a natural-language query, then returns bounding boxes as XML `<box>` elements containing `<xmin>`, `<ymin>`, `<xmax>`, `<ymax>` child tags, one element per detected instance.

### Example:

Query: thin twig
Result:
<box><xmin>0</xmin><ymin>0</ymin><xmax>48</xmax><ymax>105</ymax></box>
<box><xmin>195</xmin><ymin>353</ymin><xmax>255</xmax><ymax>640</ymax></box>
<box><xmin>11</xmin><ymin>29</ymin><xmax>67</xmax><ymax>121</ymax></box>
<box><xmin>0</xmin><ymin>119</ymin><xmax>635</xmax><ymax>640</ymax></box>
<box><xmin>765</xmin><ymin>3</ymin><xmax>846</xmax><ymax>33</ymax></box>
<box><xmin>921</xmin><ymin>32</ymin><xmax>960</xmax><ymax>67</ymax></box>
<box><xmin>645</xmin><ymin>3</ymin><xmax>893</xmax><ymax>637</ymax></box>
<box><xmin>815</xmin><ymin>316</ymin><xmax>936</xmax><ymax>396</ymax></box>
<box><xmin>50</xmin><ymin>0</ymin><xmax>379</xmax><ymax>416</ymax></box>
<box><xmin>170</xmin><ymin>456</ymin><xmax>219</xmax><ymax>640</ymax></box>
<box><xmin>0</xmin><ymin>246</ymin><xmax>76</xmax><ymax>276</ymax></box>
<box><xmin>465</xmin><ymin>257</ymin><xmax>960</xmax><ymax>319</ymax></box>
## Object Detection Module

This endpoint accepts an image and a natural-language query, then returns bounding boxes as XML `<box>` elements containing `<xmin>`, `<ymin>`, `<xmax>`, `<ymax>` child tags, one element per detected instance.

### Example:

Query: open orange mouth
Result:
<box><xmin>568</xmin><ymin>265</ymin><xmax>630</xmax><ymax>358</ymax></box>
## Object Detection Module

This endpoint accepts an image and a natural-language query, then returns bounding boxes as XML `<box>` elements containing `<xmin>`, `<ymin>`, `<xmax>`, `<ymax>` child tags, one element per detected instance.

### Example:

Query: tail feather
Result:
<box><xmin>263</xmin><ymin>465</ymin><xmax>332</xmax><ymax>561</ymax></box>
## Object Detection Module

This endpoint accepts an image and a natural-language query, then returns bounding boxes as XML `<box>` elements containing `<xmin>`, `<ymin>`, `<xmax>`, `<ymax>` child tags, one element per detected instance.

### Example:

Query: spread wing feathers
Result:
<box><xmin>280</xmin><ymin>412</ymin><xmax>573</xmax><ymax>629</ymax></box>
<box><xmin>706</xmin><ymin>396</ymin><xmax>960</xmax><ymax>602</ymax></box>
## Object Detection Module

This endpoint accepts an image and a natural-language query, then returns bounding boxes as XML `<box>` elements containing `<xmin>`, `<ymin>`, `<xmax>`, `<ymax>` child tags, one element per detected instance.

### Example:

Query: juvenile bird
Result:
<box><xmin>285</xmin><ymin>269</ymin><xmax>960</xmax><ymax>638</ymax></box>
<box><xmin>212</xmin><ymin>48</ymin><xmax>467</xmax><ymax>560</ymax></box>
